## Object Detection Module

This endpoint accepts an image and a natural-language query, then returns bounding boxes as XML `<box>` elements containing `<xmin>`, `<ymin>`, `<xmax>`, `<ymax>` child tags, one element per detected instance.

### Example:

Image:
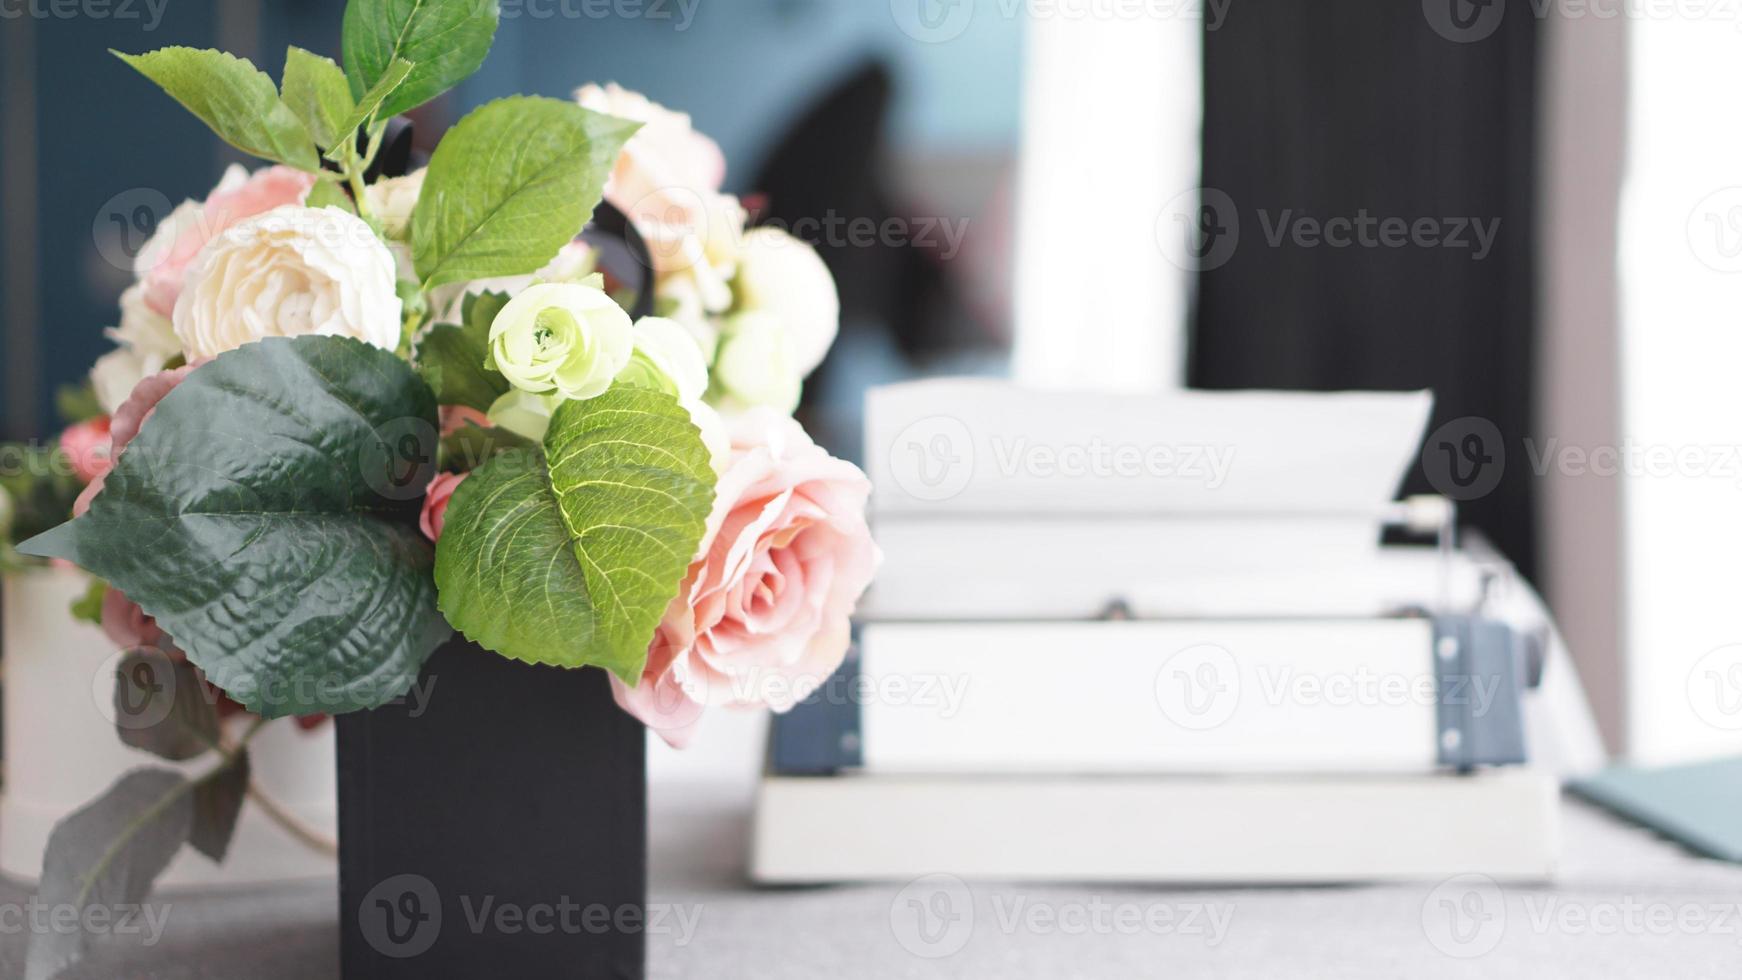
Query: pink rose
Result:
<box><xmin>420</xmin><ymin>472</ymin><xmax>467</xmax><ymax>542</ymax></box>
<box><xmin>59</xmin><ymin>417</ymin><xmax>113</xmax><ymax>484</ymax></box>
<box><xmin>73</xmin><ymin>362</ymin><xmax>200</xmax><ymax>518</ymax></box>
<box><xmin>439</xmin><ymin>405</ymin><xmax>491</xmax><ymax>436</ymax></box>
<box><xmin>100</xmin><ymin>585</ymin><xmax>170</xmax><ymax>653</ymax></box>
<box><xmin>611</xmin><ymin>409</ymin><xmax>879</xmax><ymax>747</ymax></box>
<box><xmin>138</xmin><ymin>165</ymin><xmax>316</xmax><ymax>318</ymax></box>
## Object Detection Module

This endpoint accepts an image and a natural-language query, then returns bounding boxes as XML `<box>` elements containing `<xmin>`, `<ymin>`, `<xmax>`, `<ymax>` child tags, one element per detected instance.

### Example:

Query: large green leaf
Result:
<box><xmin>114</xmin><ymin>47</ymin><xmax>319</xmax><ymax>171</ymax></box>
<box><xmin>434</xmin><ymin>386</ymin><xmax>714</xmax><ymax>681</ymax></box>
<box><xmin>410</xmin><ymin>96</ymin><xmax>638</xmax><ymax>289</ymax></box>
<box><xmin>19</xmin><ymin>336</ymin><xmax>451</xmax><ymax>718</ymax></box>
<box><xmin>414</xmin><ymin>289</ymin><xmax>511</xmax><ymax>412</ymax></box>
<box><xmin>342</xmin><ymin>0</ymin><xmax>500</xmax><ymax>120</ymax></box>
<box><xmin>281</xmin><ymin>46</ymin><xmax>355</xmax><ymax>150</ymax></box>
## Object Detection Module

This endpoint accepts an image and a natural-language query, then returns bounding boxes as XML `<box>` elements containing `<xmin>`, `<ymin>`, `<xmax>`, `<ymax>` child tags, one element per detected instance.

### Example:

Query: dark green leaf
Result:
<box><xmin>114</xmin><ymin>649</ymin><xmax>221</xmax><ymax>762</ymax></box>
<box><xmin>342</xmin><ymin>0</ymin><xmax>499</xmax><ymax>119</ymax></box>
<box><xmin>332</xmin><ymin>57</ymin><xmax>415</xmax><ymax>146</ymax></box>
<box><xmin>439</xmin><ymin>418</ymin><xmax>532</xmax><ymax>473</ymax></box>
<box><xmin>411</xmin><ymin>96</ymin><xmax>639</xmax><ymax>289</ymax></box>
<box><xmin>414</xmin><ymin>290</ymin><xmax>511</xmax><ymax>412</ymax></box>
<box><xmin>281</xmin><ymin>46</ymin><xmax>355</xmax><ymax>150</ymax></box>
<box><xmin>190</xmin><ymin>750</ymin><xmax>250</xmax><ymax>862</ymax></box>
<box><xmin>114</xmin><ymin>47</ymin><xmax>319</xmax><ymax>171</ymax></box>
<box><xmin>20</xmin><ymin>336</ymin><xmax>452</xmax><ymax>718</ymax></box>
<box><xmin>434</xmin><ymin>386</ymin><xmax>714</xmax><ymax>681</ymax></box>
<box><xmin>25</xmin><ymin>769</ymin><xmax>192</xmax><ymax>980</ymax></box>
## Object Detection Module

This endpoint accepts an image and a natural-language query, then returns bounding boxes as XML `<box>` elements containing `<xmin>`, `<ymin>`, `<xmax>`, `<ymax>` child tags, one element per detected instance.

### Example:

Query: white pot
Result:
<box><xmin>1</xmin><ymin>566</ymin><xmax>337</xmax><ymax>886</ymax></box>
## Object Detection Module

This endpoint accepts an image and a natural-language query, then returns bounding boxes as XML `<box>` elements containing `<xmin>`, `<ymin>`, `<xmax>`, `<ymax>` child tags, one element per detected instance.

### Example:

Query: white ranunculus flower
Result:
<box><xmin>90</xmin><ymin>345</ymin><xmax>168</xmax><ymax>416</ymax></box>
<box><xmin>111</xmin><ymin>283</ymin><xmax>181</xmax><ymax>362</ymax></box>
<box><xmin>364</xmin><ymin>168</ymin><xmax>425</xmax><ymax>240</ymax></box>
<box><xmin>486</xmin><ymin>388</ymin><xmax>561</xmax><ymax>442</ymax></box>
<box><xmin>173</xmin><ymin>205</ymin><xmax>402</xmax><ymax>359</ymax></box>
<box><xmin>620</xmin><ymin>316</ymin><xmax>709</xmax><ymax>402</ymax></box>
<box><xmin>733</xmin><ymin>227</ymin><xmax>839</xmax><ymax>377</ymax></box>
<box><xmin>488</xmin><ymin>282</ymin><xmax>633</xmax><ymax>401</ymax></box>
<box><xmin>712</xmin><ymin>311</ymin><xmax>801</xmax><ymax>414</ymax></box>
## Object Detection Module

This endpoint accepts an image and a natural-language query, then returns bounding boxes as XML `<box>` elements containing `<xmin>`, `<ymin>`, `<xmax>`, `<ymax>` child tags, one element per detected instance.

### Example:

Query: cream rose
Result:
<box><xmin>363</xmin><ymin>168</ymin><xmax>425</xmax><ymax>240</ymax></box>
<box><xmin>172</xmin><ymin>205</ymin><xmax>402</xmax><ymax>359</ymax></box>
<box><xmin>488</xmin><ymin>282</ymin><xmax>633</xmax><ymax>400</ymax></box>
<box><xmin>733</xmin><ymin>227</ymin><xmax>840</xmax><ymax>377</ymax></box>
<box><xmin>611</xmin><ymin>409</ymin><xmax>879</xmax><ymax>747</ymax></box>
<box><xmin>137</xmin><ymin>165</ymin><xmax>316</xmax><ymax>318</ymax></box>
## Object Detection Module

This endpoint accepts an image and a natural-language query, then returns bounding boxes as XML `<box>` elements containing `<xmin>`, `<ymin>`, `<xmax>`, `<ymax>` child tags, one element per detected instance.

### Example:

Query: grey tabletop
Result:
<box><xmin>3</xmin><ymin>789</ymin><xmax>1739</xmax><ymax>979</ymax></box>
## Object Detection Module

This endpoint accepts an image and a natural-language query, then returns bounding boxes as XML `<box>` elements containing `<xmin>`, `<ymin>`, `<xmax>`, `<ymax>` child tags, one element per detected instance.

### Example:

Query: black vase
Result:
<box><xmin>336</xmin><ymin>639</ymin><xmax>647</xmax><ymax>979</ymax></box>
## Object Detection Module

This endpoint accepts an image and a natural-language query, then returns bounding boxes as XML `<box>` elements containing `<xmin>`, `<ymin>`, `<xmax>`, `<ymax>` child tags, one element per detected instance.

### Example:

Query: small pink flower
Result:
<box><xmin>59</xmin><ymin>417</ymin><xmax>113</xmax><ymax>484</ymax></box>
<box><xmin>611</xmin><ymin>409</ymin><xmax>879</xmax><ymax>748</ymax></box>
<box><xmin>420</xmin><ymin>472</ymin><xmax>467</xmax><ymax>542</ymax></box>
<box><xmin>100</xmin><ymin>584</ymin><xmax>169</xmax><ymax>653</ymax></box>
<box><xmin>139</xmin><ymin>166</ymin><xmax>316</xmax><ymax>318</ymax></box>
<box><xmin>74</xmin><ymin>362</ymin><xmax>200</xmax><ymax>518</ymax></box>
<box><xmin>439</xmin><ymin>405</ymin><xmax>492</xmax><ymax>436</ymax></box>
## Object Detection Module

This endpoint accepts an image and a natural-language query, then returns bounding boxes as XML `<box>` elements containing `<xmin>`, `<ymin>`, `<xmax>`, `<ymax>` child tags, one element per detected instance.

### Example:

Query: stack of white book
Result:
<box><xmin>751</xmin><ymin>381</ymin><xmax>1602</xmax><ymax>884</ymax></box>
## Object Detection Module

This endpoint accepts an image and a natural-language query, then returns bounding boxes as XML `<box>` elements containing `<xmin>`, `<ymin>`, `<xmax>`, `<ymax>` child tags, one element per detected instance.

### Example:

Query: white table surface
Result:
<box><xmin>3</xmin><ymin>786</ymin><xmax>1739</xmax><ymax>979</ymax></box>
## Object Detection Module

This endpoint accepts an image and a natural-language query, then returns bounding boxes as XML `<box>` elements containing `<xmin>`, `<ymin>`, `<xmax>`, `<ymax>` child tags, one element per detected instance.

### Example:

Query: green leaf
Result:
<box><xmin>56</xmin><ymin>382</ymin><xmax>105</xmax><ymax>426</ymax></box>
<box><xmin>114</xmin><ymin>649</ymin><xmax>221</xmax><ymax>762</ymax></box>
<box><xmin>114</xmin><ymin>47</ymin><xmax>319</xmax><ymax>171</ymax></box>
<box><xmin>413</xmin><ymin>290</ymin><xmax>511</xmax><ymax>412</ymax></box>
<box><xmin>0</xmin><ymin>444</ymin><xmax>82</xmax><ymax>543</ymax></box>
<box><xmin>434</xmin><ymin>386</ymin><xmax>715</xmax><ymax>681</ymax></box>
<box><xmin>332</xmin><ymin>57</ymin><xmax>415</xmax><ymax>147</ymax></box>
<box><xmin>70</xmin><ymin>576</ymin><xmax>106</xmax><ymax>625</ymax></box>
<box><xmin>281</xmin><ymin>46</ymin><xmax>355</xmax><ymax>150</ymax></box>
<box><xmin>19</xmin><ymin>336</ymin><xmax>452</xmax><ymax>718</ymax></box>
<box><xmin>190</xmin><ymin>750</ymin><xmax>250</xmax><ymax>862</ymax></box>
<box><xmin>25</xmin><ymin>769</ymin><xmax>192</xmax><ymax>980</ymax></box>
<box><xmin>306</xmin><ymin>179</ymin><xmax>358</xmax><ymax>214</ymax></box>
<box><xmin>342</xmin><ymin>0</ymin><xmax>500</xmax><ymax>120</ymax></box>
<box><xmin>411</xmin><ymin>96</ymin><xmax>639</xmax><ymax>289</ymax></box>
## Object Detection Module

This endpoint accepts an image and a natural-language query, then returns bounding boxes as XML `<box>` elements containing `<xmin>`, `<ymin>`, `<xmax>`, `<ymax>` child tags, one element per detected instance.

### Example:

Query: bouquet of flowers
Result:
<box><xmin>7</xmin><ymin>2</ymin><xmax>876</xmax><ymax>975</ymax></box>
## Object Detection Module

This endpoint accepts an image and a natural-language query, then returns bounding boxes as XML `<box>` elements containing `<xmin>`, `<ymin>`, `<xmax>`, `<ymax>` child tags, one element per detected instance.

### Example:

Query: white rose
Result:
<box><xmin>711</xmin><ymin>311</ymin><xmax>801</xmax><ymax>414</ymax></box>
<box><xmin>111</xmin><ymin>283</ymin><xmax>181</xmax><ymax>362</ymax></box>
<box><xmin>90</xmin><ymin>346</ymin><xmax>168</xmax><ymax>416</ymax></box>
<box><xmin>364</xmin><ymin>168</ymin><xmax>425</xmax><ymax>240</ymax></box>
<box><xmin>733</xmin><ymin>227</ymin><xmax>839</xmax><ymax>377</ymax></box>
<box><xmin>173</xmin><ymin>205</ymin><xmax>402</xmax><ymax>359</ymax></box>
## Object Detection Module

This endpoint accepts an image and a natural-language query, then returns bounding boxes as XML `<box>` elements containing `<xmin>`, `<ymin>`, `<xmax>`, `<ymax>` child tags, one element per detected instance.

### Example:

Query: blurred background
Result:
<box><xmin>4</xmin><ymin>0</ymin><xmax>1740</xmax><ymax>783</ymax></box>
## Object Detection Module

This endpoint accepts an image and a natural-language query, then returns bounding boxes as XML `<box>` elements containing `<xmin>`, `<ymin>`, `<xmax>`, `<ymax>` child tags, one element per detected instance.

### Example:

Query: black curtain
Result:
<box><xmin>1192</xmin><ymin>0</ymin><xmax>1539</xmax><ymax>579</ymax></box>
